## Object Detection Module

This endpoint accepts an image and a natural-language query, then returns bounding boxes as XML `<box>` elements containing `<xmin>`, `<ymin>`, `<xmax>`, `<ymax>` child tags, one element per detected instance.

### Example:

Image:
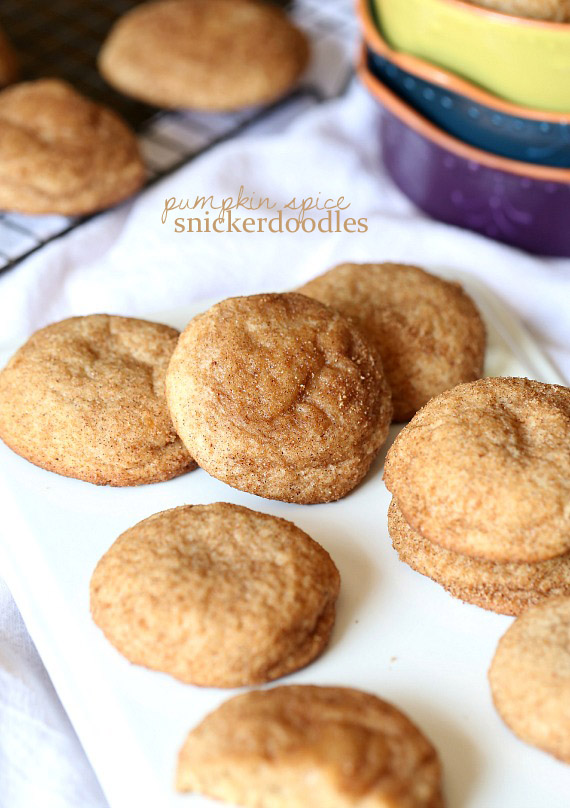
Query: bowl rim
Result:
<box><xmin>358</xmin><ymin>0</ymin><xmax>570</xmax><ymax>123</ymax></box>
<box><xmin>357</xmin><ymin>44</ymin><xmax>570</xmax><ymax>183</ymax></box>
<box><xmin>371</xmin><ymin>0</ymin><xmax>570</xmax><ymax>31</ymax></box>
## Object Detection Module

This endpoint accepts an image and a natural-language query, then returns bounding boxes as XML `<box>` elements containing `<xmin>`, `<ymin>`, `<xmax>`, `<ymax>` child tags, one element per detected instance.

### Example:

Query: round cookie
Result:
<box><xmin>177</xmin><ymin>685</ymin><xmax>444</xmax><ymax>807</ymax></box>
<box><xmin>0</xmin><ymin>315</ymin><xmax>195</xmax><ymax>486</ymax></box>
<box><xmin>388</xmin><ymin>499</ymin><xmax>570</xmax><ymax>616</ymax></box>
<box><xmin>297</xmin><ymin>263</ymin><xmax>486</xmax><ymax>422</ymax></box>
<box><xmin>489</xmin><ymin>596</ymin><xmax>570</xmax><ymax>762</ymax></box>
<box><xmin>98</xmin><ymin>0</ymin><xmax>309</xmax><ymax>111</ymax></box>
<box><xmin>0</xmin><ymin>79</ymin><xmax>145</xmax><ymax>215</ymax></box>
<box><xmin>90</xmin><ymin>504</ymin><xmax>340</xmax><ymax>687</ymax></box>
<box><xmin>0</xmin><ymin>27</ymin><xmax>18</xmax><ymax>87</ymax></box>
<box><xmin>166</xmin><ymin>293</ymin><xmax>393</xmax><ymax>504</ymax></box>
<box><xmin>384</xmin><ymin>377</ymin><xmax>570</xmax><ymax>563</ymax></box>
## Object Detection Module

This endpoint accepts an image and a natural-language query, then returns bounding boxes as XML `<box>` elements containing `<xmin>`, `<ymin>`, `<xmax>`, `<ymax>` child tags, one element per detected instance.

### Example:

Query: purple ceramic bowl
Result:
<box><xmin>359</xmin><ymin>51</ymin><xmax>570</xmax><ymax>257</ymax></box>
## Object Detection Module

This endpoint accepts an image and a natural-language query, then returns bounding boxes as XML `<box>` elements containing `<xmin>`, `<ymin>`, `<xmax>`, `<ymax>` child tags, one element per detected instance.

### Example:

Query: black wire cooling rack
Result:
<box><xmin>0</xmin><ymin>0</ymin><xmax>357</xmax><ymax>272</ymax></box>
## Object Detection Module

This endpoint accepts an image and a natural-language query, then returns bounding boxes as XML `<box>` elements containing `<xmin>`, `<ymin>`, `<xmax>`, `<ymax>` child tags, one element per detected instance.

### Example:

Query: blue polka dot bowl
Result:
<box><xmin>358</xmin><ymin>48</ymin><xmax>570</xmax><ymax>257</ymax></box>
<box><xmin>358</xmin><ymin>0</ymin><xmax>570</xmax><ymax>168</ymax></box>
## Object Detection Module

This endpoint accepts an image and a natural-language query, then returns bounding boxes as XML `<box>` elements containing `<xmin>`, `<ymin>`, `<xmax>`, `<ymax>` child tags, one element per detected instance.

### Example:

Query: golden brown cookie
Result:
<box><xmin>297</xmin><ymin>263</ymin><xmax>486</xmax><ymax>422</ymax></box>
<box><xmin>384</xmin><ymin>377</ymin><xmax>570</xmax><ymax>563</ymax></box>
<box><xmin>467</xmin><ymin>0</ymin><xmax>570</xmax><ymax>21</ymax></box>
<box><xmin>166</xmin><ymin>293</ymin><xmax>393</xmax><ymax>504</ymax></box>
<box><xmin>489</xmin><ymin>597</ymin><xmax>570</xmax><ymax>762</ymax></box>
<box><xmin>0</xmin><ymin>315</ymin><xmax>195</xmax><ymax>485</ymax></box>
<box><xmin>388</xmin><ymin>499</ymin><xmax>570</xmax><ymax>616</ymax></box>
<box><xmin>98</xmin><ymin>0</ymin><xmax>309</xmax><ymax>111</ymax></box>
<box><xmin>0</xmin><ymin>27</ymin><xmax>18</xmax><ymax>87</ymax></box>
<box><xmin>177</xmin><ymin>685</ymin><xmax>444</xmax><ymax>807</ymax></box>
<box><xmin>0</xmin><ymin>79</ymin><xmax>145</xmax><ymax>215</ymax></box>
<box><xmin>90</xmin><ymin>504</ymin><xmax>340</xmax><ymax>687</ymax></box>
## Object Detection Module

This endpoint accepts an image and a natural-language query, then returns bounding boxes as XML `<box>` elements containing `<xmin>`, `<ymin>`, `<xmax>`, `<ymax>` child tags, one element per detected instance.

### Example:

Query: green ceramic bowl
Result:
<box><xmin>372</xmin><ymin>0</ymin><xmax>570</xmax><ymax>112</ymax></box>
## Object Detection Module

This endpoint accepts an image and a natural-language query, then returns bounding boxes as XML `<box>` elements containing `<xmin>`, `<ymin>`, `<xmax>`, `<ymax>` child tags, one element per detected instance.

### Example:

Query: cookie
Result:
<box><xmin>98</xmin><ymin>0</ymin><xmax>309</xmax><ymax>111</ymax></box>
<box><xmin>384</xmin><ymin>377</ymin><xmax>570</xmax><ymax>563</ymax></box>
<box><xmin>467</xmin><ymin>0</ymin><xmax>570</xmax><ymax>21</ymax></box>
<box><xmin>0</xmin><ymin>315</ymin><xmax>195</xmax><ymax>485</ymax></box>
<box><xmin>90</xmin><ymin>504</ymin><xmax>340</xmax><ymax>687</ymax></box>
<box><xmin>489</xmin><ymin>596</ymin><xmax>570</xmax><ymax>762</ymax></box>
<box><xmin>0</xmin><ymin>79</ymin><xmax>145</xmax><ymax>215</ymax></box>
<box><xmin>177</xmin><ymin>685</ymin><xmax>444</xmax><ymax>807</ymax></box>
<box><xmin>166</xmin><ymin>293</ymin><xmax>393</xmax><ymax>504</ymax></box>
<box><xmin>0</xmin><ymin>27</ymin><xmax>18</xmax><ymax>87</ymax></box>
<box><xmin>297</xmin><ymin>263</ymin><xmax>486</xmax><ymax>422</ymax></box>
<box><xmin>388</xmin><ymin>499</ymin><xmax>570</xmax><ymax>616</ymax></box>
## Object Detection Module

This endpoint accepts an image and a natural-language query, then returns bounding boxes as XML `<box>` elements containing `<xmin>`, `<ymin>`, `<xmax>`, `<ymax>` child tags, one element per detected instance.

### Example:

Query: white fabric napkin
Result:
<box><xmin>0</xmin><ymin>79</ymin><xmax>568</xmax><ymax>808</ymax></box>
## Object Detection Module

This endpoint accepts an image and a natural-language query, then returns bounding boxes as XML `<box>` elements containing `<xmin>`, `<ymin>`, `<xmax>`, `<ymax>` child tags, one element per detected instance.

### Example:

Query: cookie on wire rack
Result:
<box><xmin>0</xmin><ymin>79</ymin><xmax>144</xmax><ymax>215</ymax></box>
<box><xmin>99</xmin><ymin>0</ymin><xmax>309</xmax><ymax>111</ymax></box>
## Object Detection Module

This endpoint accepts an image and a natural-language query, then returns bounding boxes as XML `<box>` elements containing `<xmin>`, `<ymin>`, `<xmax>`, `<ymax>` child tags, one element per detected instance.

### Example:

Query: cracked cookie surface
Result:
<box><xmin>0</xmin><ymin>79</ymin><xmax>144</xmax><ymax>214</ymax></box>
<box><xmin>0</xmin><ymin>314</ymin><xmax>195</xmax><ymax>485</ymax></box>
<box><xmin>384</xmin><ymin>377</ymin><xmax>570</xmax><ymax>563</ymax></box>
<box><xmin>166</xmin><ymin>293</ymin><xmax>393</xmax><ymax>504</ymax></box>
<box><xmin>177</xmin><ymin>685</ymin><xmax>444</xmax><ymax>807</ymax></box>
<box><xmin>91</xmin><ymin>504</ymin><xmax>340</xmax><ymax>687</ymax></box>
<box><xmin>297</xmin><ymin>263</ymin><xmax>486</xmax><ymax>422</ymax></box>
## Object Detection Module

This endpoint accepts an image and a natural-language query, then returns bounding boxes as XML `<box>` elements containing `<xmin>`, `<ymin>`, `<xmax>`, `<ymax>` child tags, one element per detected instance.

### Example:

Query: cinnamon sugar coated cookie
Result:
<box><xmin>166</xmin><ymin>293</ymin><xmax>393</xmax><ymax>504</ymax></box>
<box><xmin>297</xmin><ymin>263</ymin><xmax>486</xmax><ymax>422</ymax></box>
<box><xmin>467</xmin><ymin>0</ymin><xmax>570</xmax><ymax>21</ymax></box>
<box><xmin>489</xmin><ymin>597</ymin><xmax>570</xmax><ymax>762</ymax></box>
<box><xmin>90</xmin><ymin>504</ymin><xmax>340</xmax><ymax>687</ymax></box>
<box><xmin>99</xmin><ymin>0</ymin><xmax>309</xmax><ymax>111</ymax></box>
<box><xmin>177</xmin><ymin>685</ymin><xmax>444</xmax><ymax>807</ymax></box>
<box><xmin>0</xmin><ymin>27</ymin><xmax>18</xmax><ymax>86</ymax></box>
<box><xmin>0</xmin><ymin>315</ymin><xmax>195</xmax><ymax>485</ymax></box>
<box><xmin>384</xmin><ymin>378</ymin><xmax>570</xmax><ymax>563</ymax></box>
<box><xmin>0</xmin><ymin>79</ymin><xmax>144</xmax><ymax>214</ymax></box>
<box><xmin>388</xmin><ymin>499</ymin><xmax>570</xmax><ymax>615</ymax></box>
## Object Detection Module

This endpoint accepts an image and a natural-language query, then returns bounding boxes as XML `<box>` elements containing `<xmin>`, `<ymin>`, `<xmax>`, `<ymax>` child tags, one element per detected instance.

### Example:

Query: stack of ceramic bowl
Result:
<box><xmin>356</xmin><ymin>0</ymin><xmax>570</xmax><ymax>256</ymax></box>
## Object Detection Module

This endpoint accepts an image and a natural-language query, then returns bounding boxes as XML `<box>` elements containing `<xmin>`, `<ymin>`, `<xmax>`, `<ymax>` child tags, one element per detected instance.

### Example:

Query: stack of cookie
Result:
<box><xmin>385</xmin><ymin>377</ymin><xmax>570</xmax><ymax>615</ymax></box>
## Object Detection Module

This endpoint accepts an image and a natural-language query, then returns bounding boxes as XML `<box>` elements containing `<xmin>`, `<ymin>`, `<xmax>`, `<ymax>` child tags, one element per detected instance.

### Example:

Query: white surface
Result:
<box><xmin>0</xmin><ymin>276</ymin><xmax>569</xmax><ymax>808</ymax></box>
<box><xmin>1</xmin><ymin>78</ymin><xmax>570</xmax><ymax>808</ymax></box>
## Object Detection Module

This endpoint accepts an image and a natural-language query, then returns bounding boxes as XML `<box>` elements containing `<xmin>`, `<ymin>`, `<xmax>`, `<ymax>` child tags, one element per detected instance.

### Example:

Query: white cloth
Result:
<box><xmin>0</xmin><ymin>80</ymin><xmax>569</xmax><ymax>808</ymax></box>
